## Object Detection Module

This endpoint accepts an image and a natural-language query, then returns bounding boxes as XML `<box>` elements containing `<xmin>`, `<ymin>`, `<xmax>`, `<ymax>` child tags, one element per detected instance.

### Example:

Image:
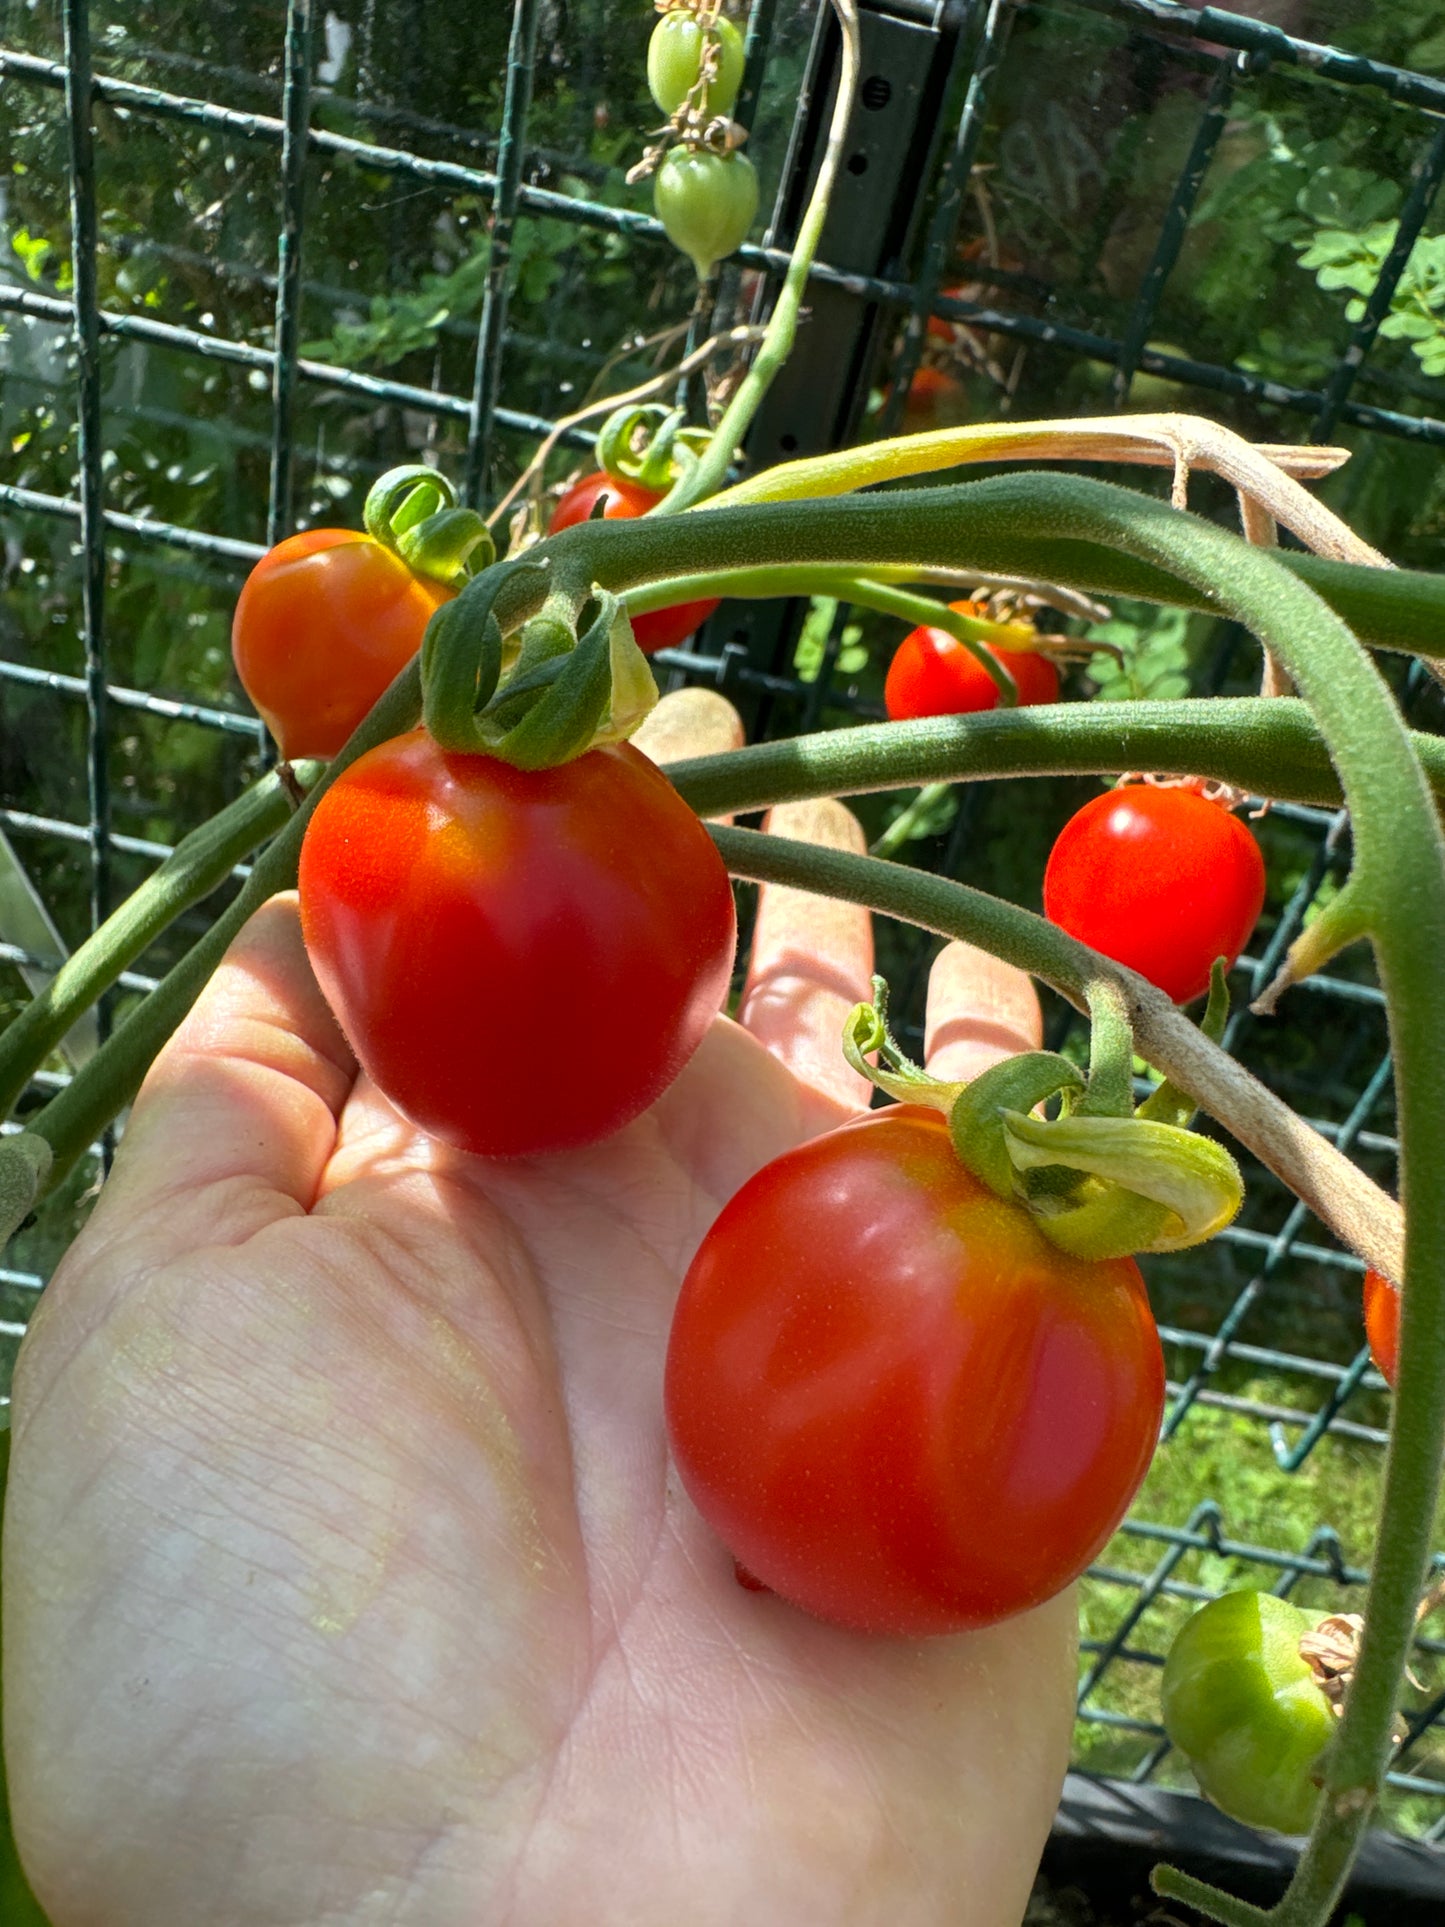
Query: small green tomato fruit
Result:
<box><xmin>653</xmin><ymin>146</ymin><xmax>759</xmax><ymax>280</ymax></box>
<box><xmin>1161</xmin><ymin>1590</ymin><xmax>1337</xmax><ymax>1835</ymax></box>
<box><xmin>648</xmin><ymin>10</ymin><xmax>746</xmax><ymax>119</ymax></box>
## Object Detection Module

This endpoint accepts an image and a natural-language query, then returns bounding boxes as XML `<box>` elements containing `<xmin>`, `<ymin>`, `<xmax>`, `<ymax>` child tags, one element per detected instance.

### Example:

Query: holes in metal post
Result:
<box><xmin>861</xmin><ymin>74</ymin><xmax>891</xmax><ymax>111</ymax></box>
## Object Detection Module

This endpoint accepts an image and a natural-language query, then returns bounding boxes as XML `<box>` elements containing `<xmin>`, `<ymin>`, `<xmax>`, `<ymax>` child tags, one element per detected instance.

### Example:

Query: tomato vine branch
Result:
<box><xmin>708</xmin><ymin>823</ymin><xmax>1401</xmax><ymax>1281</ymax></box>
<box><xmin>663</xmin><ymin>697</ymin><xmax>1445</xmax><ymax>816</ymax></box>
<box><xmin>538</xmin><ymin>477</ymin><xmax>1445</xmax><ymax>659</ymax></box>
<box><xmin>654</xmin><ymin>0</ymin><xmax>861</xmax><ymax>513</ymax></box>
<box><xmin>0</xmin><ymin>759</ymin><xmax>320</xmax><ymax>1126</ymax></box>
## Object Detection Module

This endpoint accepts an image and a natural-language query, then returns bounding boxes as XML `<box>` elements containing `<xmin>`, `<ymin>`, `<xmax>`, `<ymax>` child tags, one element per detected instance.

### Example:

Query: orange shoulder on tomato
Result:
<box><xmin>232</xmin><ymin>529</ymin><xmax>452</xmax><ymax>760</ymax></box>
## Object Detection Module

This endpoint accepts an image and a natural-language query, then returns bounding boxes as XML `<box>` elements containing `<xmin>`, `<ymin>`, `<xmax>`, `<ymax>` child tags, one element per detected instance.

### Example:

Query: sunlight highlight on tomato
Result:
<box><xmin>549</xmin><ymin>473</ymin><xmax>721</xmax><ymax>652</ymax></box>
<box><xmin>232</xmin><ymin>529</ymin><xmax>453</xmax><ymax>760</ymax></box>
<box><xmin>665</xmin><ymin>1106</ymin><xmax>1164</xmax><ymax>1635</ymax></box>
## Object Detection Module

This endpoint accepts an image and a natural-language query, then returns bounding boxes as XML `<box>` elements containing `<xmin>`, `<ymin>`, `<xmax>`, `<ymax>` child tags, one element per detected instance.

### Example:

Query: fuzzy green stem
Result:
<box><xmin>22</xmin><ymin>668</ymin><xmax>427</xmax><ymax>1196</ymax></box>
<box><xmin>1079</xmin><ymin>979</ymin><xmax>1136</xmax><ymax>1119</ymax></box>
<box><xmin>655</xmin><ymin>1</ymin><xmax>861</xmax><ymax>513</ymax></box>
<box><xmin>870</xmin><ymin>782</ymin><xmax>954</xmax><ymax>860</ymax></box>
<box><xmin>626</xmin><ymin>560</ymin><xmax>1101</xmax><ymax>615</ymax></box>
<box><xmin>537</xmin><ymin>478</ymin><xmax>1445</xmax><ymax>660</ymax></box>
<box><xmin>663</xmin><ymin>698</ymin><xmax>1445</xmax><ymax>820</ymax></box>
<box><xmin>1150</xmin><ymin>1867</ymin><xmax>1269</xmax><ymax>1927</ymax></box>
<box><xmin>0</xmin><ymin>761</ymin><xmax>323</xmax><ymax>1123</ymax></box>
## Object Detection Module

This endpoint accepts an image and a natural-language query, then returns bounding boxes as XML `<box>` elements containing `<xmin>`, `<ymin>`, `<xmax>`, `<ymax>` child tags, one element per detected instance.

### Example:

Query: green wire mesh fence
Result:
<box><xmin>4</xmin><ymin>0</ymin><xmax>1445</xmax><ymax>1862</ymax></box>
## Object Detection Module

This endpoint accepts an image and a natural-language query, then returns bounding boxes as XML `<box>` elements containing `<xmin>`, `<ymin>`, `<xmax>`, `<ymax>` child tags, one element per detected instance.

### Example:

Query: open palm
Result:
<box><xmin>4</xmin><ymin>736</ymin><xmax>1076</xmax><ymax>1927</ymax></box>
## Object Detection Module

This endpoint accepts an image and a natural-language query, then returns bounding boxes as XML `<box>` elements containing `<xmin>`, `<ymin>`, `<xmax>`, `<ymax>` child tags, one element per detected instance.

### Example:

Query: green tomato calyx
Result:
<box><xmin>362</xmin><ymin>464</ymin><xmax>494</xmax><ymax>586</ymax></box>
<box><xmin>421</xmin><ymin>559</ymin><xmax>658</xmax><ymax>769</ymax></box>
<box><xmin>843</xmin><ymin>975</ymin><xmax>1243</xmax><ymax>1261</ymax></box>
<box><xmin>596</xmin><ymin>403</ymin><xmax>713</xmax><ymax>495</ymax></box>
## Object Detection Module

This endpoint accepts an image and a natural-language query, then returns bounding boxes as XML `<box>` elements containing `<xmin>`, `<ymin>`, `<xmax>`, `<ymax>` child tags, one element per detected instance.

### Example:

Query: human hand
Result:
<box><xmin>3</xmin><ymin>692</ymin><xmax>1075</xmax><ymax>1927</ymax></box>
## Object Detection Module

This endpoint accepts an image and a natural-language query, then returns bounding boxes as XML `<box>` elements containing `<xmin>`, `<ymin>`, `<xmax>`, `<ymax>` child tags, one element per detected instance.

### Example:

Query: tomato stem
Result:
<box><xmin>653</xmin><ymin>0</ymin><xmax>862</xmax><ymax>514</ymax></box>
<box><xmin>1151</xmin><ymin>1865</ymin><xmax>1270</xmax><ymax>1927</ymax></box>
<box><xmin>539</xmin><ymin>477</ymin><xmax>1445</xmax><ymax>660</ymax></box>
<box><xmin>16</xmin><ymin>665</ymin><xmax>430</xmax><ymax>1197</ymax></box>
<box><xmin>707</xmin><ymin>823</ymin><xmax>1401</xmax><ymax>1319</ymax></box>
<box><xmin>664</xmin><ymin>698</ymin><xmax>1445</xmax><ymax>820</ymax></box>
<box><xmin>0</xmin><ymin>759</ymin><xmax>324</xmax><ymax>1128</ymax></box>
<box><xmin>1078</xmin><ymin>979</ymin><xmax>1135</xmax><ymax>1120</ymax></box>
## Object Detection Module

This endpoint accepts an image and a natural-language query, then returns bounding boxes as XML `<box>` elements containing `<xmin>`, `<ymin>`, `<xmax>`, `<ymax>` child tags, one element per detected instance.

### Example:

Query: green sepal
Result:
<box><xmin>1254</xmin><ymin>877</ymin><xmax>1370</xmax><ymax>1015</ymax></box>
<box><xmin>478</xmin><ymin>591</ymin><xmax>658</xmax><ymax>770</ymax></box>
<box><xmin>363</xmin><ymin>463</ymin><xmax>457</xmax><ymax>547</ymax></box>
<box><xmin>842</xmin><ymin>977</ymin><xmax>962</xmax><ymax>1113</ymax></box>
<box><xmin>421</xmin><ymin>557</ymin><xmax>551</xmax><ymax>755</ymax></box>
<box><xmin>595</xmin><ymin>401</ymin><xmax>711</xmax><ymax>494</ymax></box>
<box><xmin>947</xmin><ymin>1052</ymin><xmax>1085</xmax><ymax>1198</ymax></box>
<box><xmin>1139</xmin><ymin>960</ymin><xmax>1230</xmax><ymax>1128</ymax></box>
<box><xmin>0</xmin><ymin>1133</ymin><xmax>51</xmax><ymax>1247</ymax></box>
<box><xmin>396</xmin><ymin>506</ymin><xmax>495</xmax><ymax>587</ymax></box>
<box><xmin>590</xmin><ymin>607</ymin><xmax>662</xmax><ymax>749</ymax></box>
<box><xmin>1001</xmin><ymin>1109</ymin><xmax>1244</xmax><ymax>1259</ymax></box>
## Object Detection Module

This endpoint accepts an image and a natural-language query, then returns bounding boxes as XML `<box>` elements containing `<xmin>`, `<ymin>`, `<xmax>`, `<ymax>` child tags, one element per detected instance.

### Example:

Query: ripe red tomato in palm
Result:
<box><xmin>232</xmin><ymin>529</ymin><xmax>453</xmax><ymax>759</ymax></box>
<box><xmin>1363</xmin><ymin>1268</ymin><xmax>1399</xmax><ymax>1386</ymax></box>
<box><xmin>664</xmin><ymin>1106</ymin><xmax>1164</xmax><ymax>1635</ymax></box>
<box><xmin>1043</xmin><ymin>785</ymin><xmax>1266</xmax><ymax>1005</ymax></box>
<box><xmin>298</xmin><ymin>730</ymin><xmax>737</xmax><ymax>1157</ymax></box>
<box><xmin>884</xmin><ymin>603</ymin><xmax>1060</xmax><ymax>720</ymax></box>
<box><xmin>548</xmin><ymin>472</ymin><xmax>720</xmax><ymax>653</ymax></box>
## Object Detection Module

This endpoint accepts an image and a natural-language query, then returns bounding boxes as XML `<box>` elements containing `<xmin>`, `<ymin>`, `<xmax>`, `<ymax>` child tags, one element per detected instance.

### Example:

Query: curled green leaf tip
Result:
<box><xmin>1002</xmin><ymin>1110</ymin><xmax>1244</xmax><ymax>1259</ymax></box>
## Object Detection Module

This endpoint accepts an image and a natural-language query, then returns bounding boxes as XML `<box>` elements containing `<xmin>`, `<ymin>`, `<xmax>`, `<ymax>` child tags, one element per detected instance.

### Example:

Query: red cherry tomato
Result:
<box><xmin>884</xmin><ymin>602</ymin><xmax>1060</xmax><ymax>720</ymax></box>
<box><xmin>232</xmin><ymin>529</ymin><xmax>453</xmax><ymax>760</ymax></box>
<box><xmin>664</xmin><ymin>1106</ymin><xmax>1164</xmax><ymax>1635</ymax></box>
<box><xmin>298</xmin><ymin>730</ymin><xmax>737</xmax><ymax>1157</ymax></box>
<box><xmin>1043</xmin><ymin>784</ymin><xmax>1266</xmax><ymax>1005</ymax></box>
<box><xmin>899</xmin><ymin>364</ymin><xmax>965</xmax><ymax>429</ymax></box>
<box><xmin>1363</xmin><ymin>1268</ymin><xmax>1399</xmax><ymax>1386</ymax></box>
<box><xmin>548</xmin><ymin>472</ymin><xmax>720</xmax><ymax>653</ymax></box>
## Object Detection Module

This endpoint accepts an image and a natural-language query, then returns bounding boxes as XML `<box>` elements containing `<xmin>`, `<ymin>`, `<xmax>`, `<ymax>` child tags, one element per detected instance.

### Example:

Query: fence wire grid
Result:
<box><xmin>3</xmin><ymin>0</ymin><xmax>1445</xmax><ymax>1851</ymax></box>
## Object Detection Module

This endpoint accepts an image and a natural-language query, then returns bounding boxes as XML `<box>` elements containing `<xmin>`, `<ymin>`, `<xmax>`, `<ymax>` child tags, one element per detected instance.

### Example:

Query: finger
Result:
<box><xmin>83</xmin><ymin>893</ymin><xmax>356</xmax><ymax>1264</ymax></box>
<box><xmin>924</xmin><ymin>940</ymin><xmax>1043</xmax><ymax>1082</ymax></box>
<box><xmin>630</xmin><ymin>686</ymin><xmax>744</xmax><ymax>817</ymax></box>
<box><xmin>739</xmin><ymin>799</ymin><xmax>874</xmax><ymax>1119</ymax></box>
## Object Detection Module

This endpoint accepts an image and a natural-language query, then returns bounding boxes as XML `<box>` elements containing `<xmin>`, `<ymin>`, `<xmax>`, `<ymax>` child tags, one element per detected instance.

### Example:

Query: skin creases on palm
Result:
<box><xmin>3</xmin><ymin>706</ymin><xmax>1076</xmax><ymax>1927</ymax></box>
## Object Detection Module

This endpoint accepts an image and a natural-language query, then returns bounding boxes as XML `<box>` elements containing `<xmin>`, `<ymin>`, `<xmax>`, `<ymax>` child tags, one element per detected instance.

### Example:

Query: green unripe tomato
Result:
<box><xmin>648</xmin><ymin>10</ymin><xmax>746</xmax><ymax>118</ymax></box>
<box><xmin>1162</xmin><ymin>1590</ymin><xmax>1337</xmax><ymax>1835</ymax></box>
<box><xmin>653</xmin><ymin>146</ymin><xmax>759</xmax><ymax>280</ymax></box>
